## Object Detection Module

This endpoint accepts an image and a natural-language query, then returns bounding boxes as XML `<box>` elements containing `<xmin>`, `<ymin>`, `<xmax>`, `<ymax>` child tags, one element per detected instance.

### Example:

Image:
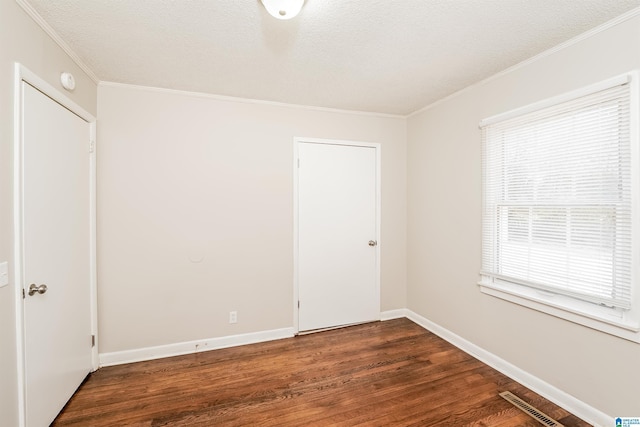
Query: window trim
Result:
<box><xmin>479</xmin><ymin>71</ymin><xmax>640</xmax><ymax>344</ymax></box>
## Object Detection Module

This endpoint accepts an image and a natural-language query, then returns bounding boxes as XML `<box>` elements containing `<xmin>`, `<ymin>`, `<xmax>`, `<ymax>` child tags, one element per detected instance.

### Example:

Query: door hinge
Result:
<box><xmin>89</xmin><ymin>140</ymin><xmax>95</xmax><ymax>153</ymax></box>
<box><xmin>91</xmin><ymin>335</ymin><xmax>96</xmax><ymax>347</ymax></box>
<box><xmin>298</xmin><ymin>300</ymin><xmax>300</xmax><ymax>308</ymax></box>
<box><xmin>22</xmin><ymin>288</ymin><xmax>25</xmax><ymax>299</ymax></box>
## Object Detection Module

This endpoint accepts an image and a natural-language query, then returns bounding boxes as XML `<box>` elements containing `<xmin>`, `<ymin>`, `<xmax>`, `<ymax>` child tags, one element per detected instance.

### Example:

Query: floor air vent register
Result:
<box><xmin>499</xmin><ymin>391</ymin><xmax>565</xmax><ymax>427</ymax></box>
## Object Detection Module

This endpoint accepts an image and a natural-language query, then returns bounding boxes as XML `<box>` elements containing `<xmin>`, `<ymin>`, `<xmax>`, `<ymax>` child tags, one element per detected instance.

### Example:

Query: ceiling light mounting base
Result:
<box><xmin>261</xmin><ymin>0</ymin><xmax>304</xmax><ymax>20</ymax></box>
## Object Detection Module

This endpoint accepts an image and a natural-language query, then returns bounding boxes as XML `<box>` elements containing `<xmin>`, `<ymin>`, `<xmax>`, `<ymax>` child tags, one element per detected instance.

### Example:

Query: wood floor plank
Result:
<box><xmin>53</xmin><ymin>318</ymin><xmax>591</xmax><ymax>426</ymax></box>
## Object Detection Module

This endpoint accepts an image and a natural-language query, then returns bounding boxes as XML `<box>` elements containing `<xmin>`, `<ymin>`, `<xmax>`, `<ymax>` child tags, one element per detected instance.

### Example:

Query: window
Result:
<box><xmin>479</xmin><ymin>73</ymin><xmax>640</xmax><ymax>342</ymax></box>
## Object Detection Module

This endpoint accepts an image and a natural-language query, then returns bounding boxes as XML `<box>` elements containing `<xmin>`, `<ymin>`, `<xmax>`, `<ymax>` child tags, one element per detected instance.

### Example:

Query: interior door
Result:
<box><xmin>22</xmin><ymin>82</ymin><xmax>92</xmax><ymax>427</ymax></box>
<box><xmin>297</xmin><ymin>141</ymin><xmax>379</xmax><ymax>332</ymax></box>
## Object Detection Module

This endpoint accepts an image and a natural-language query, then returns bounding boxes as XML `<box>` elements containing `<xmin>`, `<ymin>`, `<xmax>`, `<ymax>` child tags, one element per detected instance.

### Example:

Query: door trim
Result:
<box><xmin>293</xmin><ymin>137</ymin><xmax>381</xmax><ymax>334</ymax></box>
<box><xmin>13</xmin><ymin>63</ymin><xmax>98</xmax><ymax>427</ymax></box>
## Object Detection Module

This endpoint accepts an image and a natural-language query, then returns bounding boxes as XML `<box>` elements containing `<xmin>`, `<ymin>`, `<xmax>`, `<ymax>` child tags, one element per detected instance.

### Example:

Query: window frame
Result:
<box><xmin>478</xmin><ymin>71</ymin><xmax>640</xmax><ymax>343</ymax></box>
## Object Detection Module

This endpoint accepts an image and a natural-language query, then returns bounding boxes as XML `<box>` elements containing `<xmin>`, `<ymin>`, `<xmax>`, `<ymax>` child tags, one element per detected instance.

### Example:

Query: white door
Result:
<box><xmin>22</xmin><ymin>82</ymin><xmax>93</xmax><ymax>427</ymax></box>
<box><xmin>297</xmin><ymin>141</ymin><xmax>379</xmax><ymax>332</ymax></box>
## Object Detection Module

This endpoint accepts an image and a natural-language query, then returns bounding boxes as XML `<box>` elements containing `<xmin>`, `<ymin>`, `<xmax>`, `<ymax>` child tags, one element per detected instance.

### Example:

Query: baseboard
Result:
<box><xmin>100</xmin><ymin>312</ymin><xmax>406</xmax><ymax>367</ymax></box>
<box><xmin>404</xmin><ymin>310</ymin><xmax>611</xmax><ymax>427</ymax></box>
<box><xmin>98</xmin><ymin>311</ymin><xmax>609</xmax><ymax>425</ymax></box>
<box><xmin>380</xmin><ymin>308</ymin><xmax>410</xmax><ymax>321</ymax></box>
<box><xmin>99</xmin><ymin>327</ymin><xmax>295</xmax><ymax>367</ymax></box>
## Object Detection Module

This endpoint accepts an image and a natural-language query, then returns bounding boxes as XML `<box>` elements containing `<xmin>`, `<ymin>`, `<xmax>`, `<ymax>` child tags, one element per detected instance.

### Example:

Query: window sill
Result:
<box><xmin>478</xmin><ymin>280</ymin><xmax>640</xmax><ymax>343</ymax></box>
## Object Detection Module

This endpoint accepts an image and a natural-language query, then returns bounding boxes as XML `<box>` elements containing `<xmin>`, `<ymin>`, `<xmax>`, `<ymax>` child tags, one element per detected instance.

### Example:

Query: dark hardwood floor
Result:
<box><xmin>53</xmin><ymin>318</ymin><xmax>590</xmax><ymax>426</ymax></box>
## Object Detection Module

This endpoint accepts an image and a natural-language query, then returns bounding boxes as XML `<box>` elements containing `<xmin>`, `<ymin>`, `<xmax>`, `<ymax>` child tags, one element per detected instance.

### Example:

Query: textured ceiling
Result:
<box><xmin>23</xmin><ymin>0</ymin><xmax>640</xmax><ymax>115</ymax></box>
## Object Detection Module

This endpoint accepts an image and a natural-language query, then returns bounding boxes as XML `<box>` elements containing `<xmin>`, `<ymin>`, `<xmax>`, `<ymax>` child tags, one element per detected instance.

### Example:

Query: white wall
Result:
<box><xmin>0</xmin><ymin>1</ymin><xmax>97</xmax><ymax>425</ymax></box>
<box><xmin>407</xmin><ymin>14</ymin><xmax>640</xmax><ymax>417</ymax></box>
<box><xmin>6</xmin><ymin>2</ymin><xmax>639</xmax><ymax>424</ymax></box>
<box><xmin>97</xmin><ymin>84</ymin><xmax>407</xmax><ymax>353</ymax></box>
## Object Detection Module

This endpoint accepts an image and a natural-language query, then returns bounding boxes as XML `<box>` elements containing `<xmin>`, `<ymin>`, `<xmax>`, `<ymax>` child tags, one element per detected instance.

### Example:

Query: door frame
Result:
<box><xmin>293</xmin><ymin>137</ymin><xmax>381</xmax><ymax>334</ymax></box>
<box><xmin>13</xmin><ymin>63</ymin><xmax>98</xmax><ymax>427</ymax></box>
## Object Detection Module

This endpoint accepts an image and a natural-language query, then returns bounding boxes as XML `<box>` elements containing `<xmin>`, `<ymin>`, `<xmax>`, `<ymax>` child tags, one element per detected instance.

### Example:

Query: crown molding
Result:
<box><xmin>16</xmin><ymin>0</ymin><xmax>100</xmax><ymax>84</ymax></box>
<box><xmin>99</xmin><ymin>81</ymin><xmax>406</xmax><ymax>119</ymax></box>
<box><xmin>408</xmin><ymin>5</ymin><xmax>640</xmax><ymax>118</ymax></box>
<box><xmin>16</xmin><ymin>0</ymin><xmax>640</xmax><ymax>120</ymax></box>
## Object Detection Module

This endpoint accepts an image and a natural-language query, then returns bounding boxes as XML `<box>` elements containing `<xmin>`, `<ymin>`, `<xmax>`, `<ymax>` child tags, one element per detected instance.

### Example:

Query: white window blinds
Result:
<box><xmin>480</xmin><ymin>81</ymin><xmax>633</xmax><ymax>310</ymax></box>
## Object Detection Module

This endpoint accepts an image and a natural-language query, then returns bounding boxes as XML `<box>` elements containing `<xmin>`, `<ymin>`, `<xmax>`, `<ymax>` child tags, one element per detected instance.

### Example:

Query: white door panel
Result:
<box><xmin>22</xmin><ymin>82</ymin><xmax>92</xmax><ymax>427</ymax></box>
<box><xmin>298</xmin><ymin>142</ymin><xmax>378</xmax><ymax>332</ymax></box>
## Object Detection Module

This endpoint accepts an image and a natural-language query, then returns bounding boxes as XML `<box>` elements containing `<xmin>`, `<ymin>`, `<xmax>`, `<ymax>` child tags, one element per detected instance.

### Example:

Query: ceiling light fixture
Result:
<box><xmin>261</xmin><ymin>0</ymin><xmax>304</xmax><ymax>20</ymax></box>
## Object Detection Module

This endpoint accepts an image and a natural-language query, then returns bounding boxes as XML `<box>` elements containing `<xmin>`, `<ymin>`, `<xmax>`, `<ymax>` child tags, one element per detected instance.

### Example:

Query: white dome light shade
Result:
<box><xmin>261</xmin><ymin>0</ymin><xmax>304</xmax><ymax>20</ymax></box>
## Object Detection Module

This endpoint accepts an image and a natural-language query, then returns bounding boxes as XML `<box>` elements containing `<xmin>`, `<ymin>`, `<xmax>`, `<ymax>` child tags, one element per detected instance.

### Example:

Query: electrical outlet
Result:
<box><xmin>229</xmin><ymin>311</ymin><xmax>237</xmax><ymax>324</ymax></box>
